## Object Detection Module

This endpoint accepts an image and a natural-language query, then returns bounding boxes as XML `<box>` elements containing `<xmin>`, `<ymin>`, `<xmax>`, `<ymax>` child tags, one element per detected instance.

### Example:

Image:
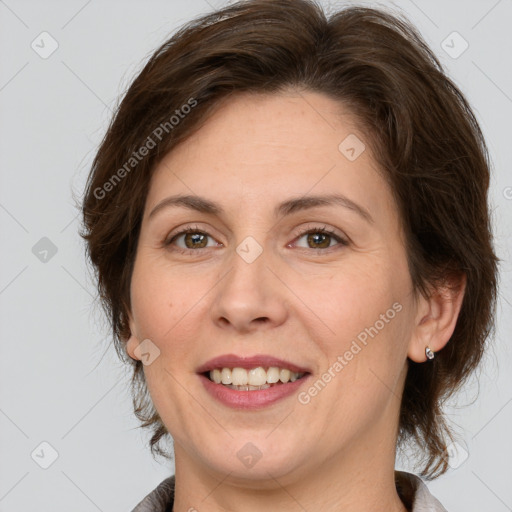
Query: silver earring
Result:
<box><xmin>425</xmin><ymin>346</ymin><xmax>435</xmax><ymax>360</ymax></box>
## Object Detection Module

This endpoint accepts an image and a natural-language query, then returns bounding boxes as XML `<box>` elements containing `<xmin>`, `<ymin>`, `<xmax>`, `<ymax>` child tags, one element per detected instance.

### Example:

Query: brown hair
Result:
<box><xmin>80</xmin><ymin>0</ymin><xmax>498</xmax><ymax>479</ymax></box>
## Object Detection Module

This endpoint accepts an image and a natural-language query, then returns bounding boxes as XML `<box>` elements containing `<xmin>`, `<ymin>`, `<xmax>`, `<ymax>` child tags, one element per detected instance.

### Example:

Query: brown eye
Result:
<box><xmin>166</xmin><ymin>228</ymin><xmax>219</xmax><ymax>252</ymax></box>
<box><xmin>306</xmin><ymin>232</ymin><xmax>332</xmax><ymax>249</ymax></box>
<box><xmin>183</xmin><ymin>232</ymin><xmax>208</xmax><ymax>249</ymax></box>
<box><xmin>294</xmin><ymin>227</ymin><xmax>348</xmax><ymax>250</ymax></box>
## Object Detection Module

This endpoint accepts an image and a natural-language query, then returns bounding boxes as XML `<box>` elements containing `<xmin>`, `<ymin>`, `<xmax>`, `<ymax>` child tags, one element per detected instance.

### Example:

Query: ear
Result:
<box><xmin>125</xmin><ymin>312</ymin><xmax>141</xmax><ymax>361</ymax></box>
<box><xmin>407</xmin><ymin>273</ymin><xmax>466</xmax><ymax>362</ymax></box>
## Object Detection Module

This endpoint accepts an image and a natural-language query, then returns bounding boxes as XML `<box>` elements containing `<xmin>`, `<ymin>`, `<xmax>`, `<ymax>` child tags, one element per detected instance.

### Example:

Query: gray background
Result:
<box><xmin>0</xmin><ymin>0</ymin><xmax>511</xmax><ymax>510</ymax></box>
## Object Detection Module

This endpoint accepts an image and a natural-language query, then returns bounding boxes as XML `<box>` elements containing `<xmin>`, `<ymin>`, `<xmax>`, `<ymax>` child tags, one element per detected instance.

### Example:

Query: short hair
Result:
<box><xmin>81</xmin><ymin>0</ymin><xmax>498</xmax><ymax>479</ymax></box>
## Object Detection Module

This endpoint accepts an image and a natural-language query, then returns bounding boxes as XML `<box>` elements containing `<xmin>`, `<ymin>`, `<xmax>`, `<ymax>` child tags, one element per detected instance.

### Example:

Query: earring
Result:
<box><xmin>425</xmin><ymin>346</ymin><xmax>435</xmax><ymax>360</ymax></box>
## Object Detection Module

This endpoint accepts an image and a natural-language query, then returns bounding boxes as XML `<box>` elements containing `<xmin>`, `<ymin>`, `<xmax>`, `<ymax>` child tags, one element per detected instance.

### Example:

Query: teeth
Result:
<box><xmin>220</xmin><ymin>368</ymin><xmax>232</xmax><ymax>385</ymax></box>
<box><xmin>280</xmin><ymin>368</ymin><xmax>291</xmax><ymax>383</ymax></box>
<box><xmin>208</xmin><ymin>366</ymin><xmax>305</xmax><ymax>387</ymax></box>
<box><xmin>267</xmin><ymin>367</ymin><xmax>280</xmax><ymax>383</ymax></box>
<box><xmin>211</xmin><ymin>369</ymin><xmax>222</xmax><ymax>384</ymax></box>
<box><xmin>232</xmin><ymin>367</ymin><xmax>248</xmax><ymax>386</ymax></box>
<box><xmin>247</xmin><ymin>367</ymin><xmax>267</xmax><ymax>386</ymax></box>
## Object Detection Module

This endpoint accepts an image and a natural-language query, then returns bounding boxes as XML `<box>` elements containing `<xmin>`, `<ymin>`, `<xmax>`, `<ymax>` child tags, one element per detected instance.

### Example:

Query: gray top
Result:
<box><xmin>131</xmin><ymin>470</ymin><xmax>448</xmax><ymax>512</ymax></box>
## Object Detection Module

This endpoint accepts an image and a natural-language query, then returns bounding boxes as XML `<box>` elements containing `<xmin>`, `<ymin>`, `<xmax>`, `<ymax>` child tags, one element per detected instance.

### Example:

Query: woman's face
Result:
<box><xmin>127</xmin><ymin>91</ymin><xmax>420</xmax><ymax>484</ymax></box>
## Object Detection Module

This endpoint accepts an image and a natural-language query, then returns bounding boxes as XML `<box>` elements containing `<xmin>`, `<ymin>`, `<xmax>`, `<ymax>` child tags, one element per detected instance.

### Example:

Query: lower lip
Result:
<box><xmin>198</xmin><ymin>373</ymin><xmax>311</xmax><ymax>409</ymax></box>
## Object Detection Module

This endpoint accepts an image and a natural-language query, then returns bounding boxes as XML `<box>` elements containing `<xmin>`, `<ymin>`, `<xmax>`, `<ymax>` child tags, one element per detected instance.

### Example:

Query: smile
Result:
<box><xmin>206</xmin><ymin>366</ymin><xmax>307</xmax><ymax>390</ymax></box>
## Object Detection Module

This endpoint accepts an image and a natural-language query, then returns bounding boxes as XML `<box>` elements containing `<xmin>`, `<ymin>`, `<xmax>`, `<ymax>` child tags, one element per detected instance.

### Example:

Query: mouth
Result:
<box><xmin>196</xmin><ymin>354</ymin><xmax>312</xmax><ymax>407</ymax></box>
<box><xmin>201</xmin><ymin>366</ymin><xmax>309</xmax><ymax>391</ymax></box>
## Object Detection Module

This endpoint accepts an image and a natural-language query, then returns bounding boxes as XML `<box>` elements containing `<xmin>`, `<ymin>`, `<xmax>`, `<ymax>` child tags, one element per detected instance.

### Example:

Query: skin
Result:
<box><xmin>126</xmin><ymin>90</ymin><xmax>465</xmax><ymax>512</ymax></box>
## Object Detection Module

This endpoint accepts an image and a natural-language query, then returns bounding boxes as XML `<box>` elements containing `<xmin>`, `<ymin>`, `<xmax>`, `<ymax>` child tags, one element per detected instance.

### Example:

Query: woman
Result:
<box><xmin>81</xmin><ymin>0</ymin><xmax>498</xmax><ymax>510</ymax></box>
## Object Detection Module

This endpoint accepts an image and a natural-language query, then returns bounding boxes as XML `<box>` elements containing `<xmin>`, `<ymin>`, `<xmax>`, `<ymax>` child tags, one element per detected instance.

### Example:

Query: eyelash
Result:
<box><xmin>164</xmin><ymin>224</ymin><xmax>349</xmax><ymax>255</ymax></box>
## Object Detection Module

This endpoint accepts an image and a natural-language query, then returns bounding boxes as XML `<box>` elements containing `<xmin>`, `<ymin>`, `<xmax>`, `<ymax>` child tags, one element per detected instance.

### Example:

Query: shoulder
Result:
<box><xmin>395</xmin><ymin>470</ymin><xmax>449</xmax><ymax>512</ymax></box>
<box><xmin>131</xmin><ymin>475</ymin><xmax>175</xmax><ymax>512</ymax></box>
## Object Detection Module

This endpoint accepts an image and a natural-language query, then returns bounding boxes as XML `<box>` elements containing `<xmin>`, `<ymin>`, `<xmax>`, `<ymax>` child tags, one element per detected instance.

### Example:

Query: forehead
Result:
<box><xmin>167</xmin><ymin>91</ymin><xmax>364</xmax><ymax>165</ymax></box>
<box><xmin>145</xmin><ymin>91</ymin><xmax>393</xmax><ymax>224</ymax></box>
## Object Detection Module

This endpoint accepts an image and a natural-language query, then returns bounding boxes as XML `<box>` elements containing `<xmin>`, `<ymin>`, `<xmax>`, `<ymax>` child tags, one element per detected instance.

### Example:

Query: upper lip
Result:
<box><xmin>196</xmin><ymin>354</ymin><xmax>311</xmax><ymax>374</ymax></box>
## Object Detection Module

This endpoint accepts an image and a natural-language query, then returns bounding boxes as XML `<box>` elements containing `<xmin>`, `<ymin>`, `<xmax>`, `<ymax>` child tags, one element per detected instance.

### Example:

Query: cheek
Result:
<box><xmin>303</xmin><ymin>259</ymin><xmax>397</xmax><ymax>335</ymax></box>
<box><xmin>128</xmin><ymin>253</ymin><xmax>218</xmax><ymax>406</ymax></box>
<box><xmin>305</xmin><ymin>302</ymin><xmax>409</xmax><ymax>437</ymax></box>
<box><xmin>308</xmin><ymin>255</ymin><xmax>410</xmax><ymax>379</ymax></box>
<box><xmin>130</xmin><ymin>252</ymin><xmax>202</xmax><ymax>340</ymax></box>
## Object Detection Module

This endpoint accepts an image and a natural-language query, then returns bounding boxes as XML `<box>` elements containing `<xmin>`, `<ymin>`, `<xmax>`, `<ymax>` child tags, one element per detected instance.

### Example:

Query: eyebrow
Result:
<box><xmin>148</xmin><ymin>193</ymin><xmax>373</xmax><ymax>223</ymax></box>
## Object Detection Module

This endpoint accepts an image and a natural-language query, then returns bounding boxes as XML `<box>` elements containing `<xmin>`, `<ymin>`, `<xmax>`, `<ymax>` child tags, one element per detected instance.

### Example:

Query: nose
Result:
<box><xmin>209</xmin><ymin>243</ymin><xmax>289</xmax><ymax>334</ymax></box>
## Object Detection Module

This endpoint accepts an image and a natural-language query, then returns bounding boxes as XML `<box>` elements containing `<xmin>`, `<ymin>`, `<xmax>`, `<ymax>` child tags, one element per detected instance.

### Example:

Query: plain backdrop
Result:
<box><xmin>0</xmin><ymin>0</ymin><xmax>511</xmax><ymax>510</ymax></box>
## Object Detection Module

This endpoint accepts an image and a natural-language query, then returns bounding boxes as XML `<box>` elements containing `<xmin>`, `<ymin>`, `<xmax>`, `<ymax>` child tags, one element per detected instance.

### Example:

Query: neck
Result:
<box><xmin>172</xmin><ymin>421</ymin><xmax>408</xmax><ymax>512</ymax></box>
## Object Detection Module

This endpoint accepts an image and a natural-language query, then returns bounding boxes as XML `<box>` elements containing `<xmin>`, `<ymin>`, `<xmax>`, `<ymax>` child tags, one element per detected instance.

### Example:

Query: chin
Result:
<box><xmin>201</xmin><ymin>439</ymin><xmax>308</xmax><ymax>483</ymax></box>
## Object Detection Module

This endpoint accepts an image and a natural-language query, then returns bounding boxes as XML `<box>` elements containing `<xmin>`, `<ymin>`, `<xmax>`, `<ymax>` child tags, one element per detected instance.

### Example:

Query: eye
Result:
<box><xmin>165</xmin><ymin>226</ymin><xmax>221</xmax><ymax>252</ymax></box>
<box><xmin>164</xmin><ymin>224</ymin><xmax>348</xmax><ymax>254</ymax></box>
<box><xmin>292</xmin><ymin>225</ymin><xmax>348</xmax><ymax>250</ymax></box>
